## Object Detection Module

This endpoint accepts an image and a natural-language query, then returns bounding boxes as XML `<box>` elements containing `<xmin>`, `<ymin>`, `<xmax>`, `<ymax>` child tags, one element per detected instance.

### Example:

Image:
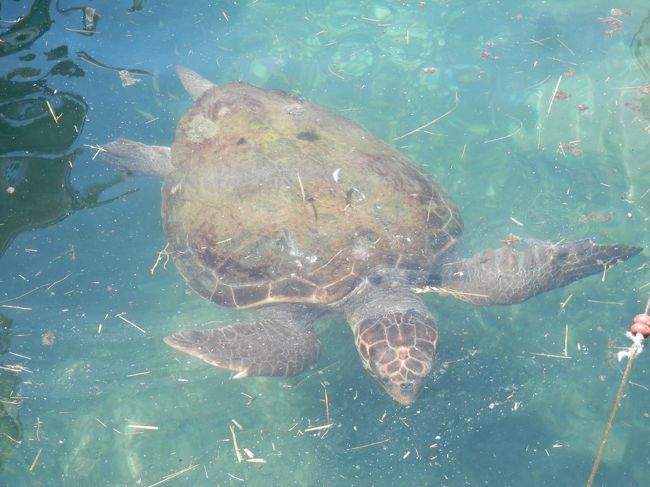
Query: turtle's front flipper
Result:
<box><xmin>101</xmin><ymin>138</ymin><xmax>174</xmax><ymax>177</ymax></box>
<box><xmin>164</xmin><ymin>306</ymin><xmax>321</xmax><ymax>378</ymax></box>
<box><xmin>433</xmin><ymin>237</ymin><xmax>642</xmax><ymax>305</ymax></box>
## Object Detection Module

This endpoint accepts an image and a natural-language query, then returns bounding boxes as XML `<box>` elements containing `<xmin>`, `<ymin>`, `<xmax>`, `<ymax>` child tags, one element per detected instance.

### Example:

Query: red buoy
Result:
<box><xmin>633</xmin><ymin>314</ymin><xmax>650</xmax><ymax>326</ymax></box>
<box><xmin>630</xmin><ymin>314</ymin><xmax>650</xmax><ymax>337</ymax></box>
<box><xmin>630</xmin><ymin>320</ymin><xmax>650</xmax><ymax>338</ymax></box>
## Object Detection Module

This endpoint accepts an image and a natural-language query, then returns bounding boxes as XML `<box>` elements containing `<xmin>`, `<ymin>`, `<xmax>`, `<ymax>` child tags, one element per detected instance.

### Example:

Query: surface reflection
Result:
<box><xmin>0</xmin><ymin>1</ymin><xmax>134</xmax><ymax>259</ymax></box>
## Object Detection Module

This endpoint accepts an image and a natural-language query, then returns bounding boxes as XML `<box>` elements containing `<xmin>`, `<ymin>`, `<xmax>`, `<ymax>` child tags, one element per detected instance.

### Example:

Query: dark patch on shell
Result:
<box><xmin>296</xmin><ymin>130</ymin><xmax>320</xmax><ymax>142</ymax></box>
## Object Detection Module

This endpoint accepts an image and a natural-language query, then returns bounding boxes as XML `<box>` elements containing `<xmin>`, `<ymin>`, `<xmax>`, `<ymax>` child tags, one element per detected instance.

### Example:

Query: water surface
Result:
<box><xmin>1</xmin><ymin>1</ymin><xmax>649</xmax><ymax>486</ymax></box>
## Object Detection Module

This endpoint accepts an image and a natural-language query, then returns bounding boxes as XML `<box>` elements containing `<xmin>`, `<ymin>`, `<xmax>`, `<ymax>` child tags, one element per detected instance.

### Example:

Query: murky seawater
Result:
<box><xmin>1</xmin><ymin>1</ymin><xmax>649</xmax><ymax>486</ymax></box>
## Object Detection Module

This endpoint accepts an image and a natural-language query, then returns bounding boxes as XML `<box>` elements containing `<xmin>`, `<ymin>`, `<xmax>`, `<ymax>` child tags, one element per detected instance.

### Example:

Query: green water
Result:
<box><xmin>1</xmin><ymin>1</ymin><xmax>649</xmax><ymax>485</ymax></box>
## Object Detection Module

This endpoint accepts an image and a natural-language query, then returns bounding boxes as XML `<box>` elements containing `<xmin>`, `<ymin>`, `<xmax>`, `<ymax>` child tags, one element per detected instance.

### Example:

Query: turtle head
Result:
<box><xmin>353</xmin><ymin>308</ymin><xmax>438</xmax><ymax>405</ymax></box>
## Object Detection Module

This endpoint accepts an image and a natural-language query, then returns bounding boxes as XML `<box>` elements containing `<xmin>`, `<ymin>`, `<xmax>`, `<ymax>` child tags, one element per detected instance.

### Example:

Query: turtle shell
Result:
<box><xmin>162</xmin><ymin>82</ymin><xmax>462</xmax><ymax>310</ymax></box>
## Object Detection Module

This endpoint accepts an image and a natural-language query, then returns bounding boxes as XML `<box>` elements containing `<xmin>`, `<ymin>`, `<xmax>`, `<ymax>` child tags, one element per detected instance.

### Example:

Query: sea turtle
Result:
<box><xmin>101</xmin><ymin>67</ymin><xmax>641</xmax><ymax>405</ymax></box>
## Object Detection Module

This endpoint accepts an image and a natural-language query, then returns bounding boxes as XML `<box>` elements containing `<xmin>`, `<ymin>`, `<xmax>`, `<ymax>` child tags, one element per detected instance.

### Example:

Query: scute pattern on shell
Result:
<box><xmin>162</xmin><ymin>82</ymin><xmax>462</xmax><ymax>309</ymax></box>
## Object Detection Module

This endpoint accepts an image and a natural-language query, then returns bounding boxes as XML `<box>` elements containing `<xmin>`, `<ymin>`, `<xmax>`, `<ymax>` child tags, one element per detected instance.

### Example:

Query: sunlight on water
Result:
<box><xmin>1</xmin><ymin>1</ymin><xmax>649</xmax><ymax>486</ymax></box>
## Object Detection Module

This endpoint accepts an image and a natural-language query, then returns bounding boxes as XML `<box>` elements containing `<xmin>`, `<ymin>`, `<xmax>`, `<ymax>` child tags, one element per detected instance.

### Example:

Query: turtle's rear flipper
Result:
<box><xmin>176</xmin><ymin>65</ymin><xmax>214</xmax><ymax>100</ymax></box>
<box><xmin>164</xmin><ymin>320</ymin><xmax>320</xmax><ymax>378</ymax></box>
<box><xmin>433</xmin><ymin>238</ymin><xmax>642</xmax><ymax>305</ymax></box>
<box><xmin>100</xmin><ymin>138</ymin><xmax>174</xmax><ymax>177</ymax></box>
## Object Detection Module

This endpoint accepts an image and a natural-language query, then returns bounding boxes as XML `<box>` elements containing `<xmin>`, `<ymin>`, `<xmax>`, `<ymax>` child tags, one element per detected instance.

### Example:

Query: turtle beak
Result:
<box><xmin>384</xmin><ymin>378</ymin><xmax>423</xmax><ymax>405</ymax></box>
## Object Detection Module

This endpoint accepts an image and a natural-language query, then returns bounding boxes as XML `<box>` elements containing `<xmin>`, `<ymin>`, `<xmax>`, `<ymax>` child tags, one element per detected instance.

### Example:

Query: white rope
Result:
<box><xmin>617</xmin><ymin>331</ymin><xmax>646</xmax><ymax>362</ymax></box>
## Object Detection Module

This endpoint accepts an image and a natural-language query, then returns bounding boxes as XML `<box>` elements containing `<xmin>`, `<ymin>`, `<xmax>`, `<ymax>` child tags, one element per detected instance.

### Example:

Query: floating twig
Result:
<box><xmin>0</xmin><ymin>364</ymin><xmax>33</xmax><ymax>373</ymax></box>
<box><xmin>8</xmin><ymin>352</ymin><xmax>31</xmax><ymax>360</ymax></box>
<box><xmin>529</xmin><ymin>352</ymin><xmax>572</xmax><ymax>359</ymax></box>
<box><xmin>484</xmin><ymin>118</ymin><xmax>523</xmax><ymax>144</ymax></box>
<box><xmin>145</xmin><ymin>464</ymin><xmax>200</xmax><ymax>487</ymax></box>
<box><xmin>150</xmin><ymin>243</ymin><xmax>170</xmax><ymax>275</ymax></box>
<box><xmin>303</xmin><ymin>423</ymin><xmax>334</xmax><ymax>433</ymax></box>
<box><xmin>321</xmin><ymin>382</ymin><xmax>330</xmax><ymax>424</ymax></box>
<box><xmin>297</xmin><ymin>170</ymin><xmax>306</xmax><ymax>202</ymax></box>
<box><xmin>393</xmin><ymin>96</ymin><xmax>459</xmax><ymax>141</ymax></box>
<box><xmin>46</xmin><ymin>272</ymin><xmax>71</xmax><ymax>291</ymax></box>
<box><xmin>34</xmin><ymin>417</ymin><xmax>43</xmax><ymax>441</ymax></box>
<box><xmin>560</xmin><ymin>293</ymin><xmax>573</xmax><ymax>311</ymax></box>
<box><xmin>127</xmin><ymin>424</ymin><xmax>159</xmax><ymax>431</ymax></box>
<box><xmin>555</xmin><ymin>37</ymin><xmax>575</xmax><ymax>56</ymax></box>
<box><xmin>83</xmin><ymin>143</ymin><xmax>106</xmax><ymax>160</ymax></box>
<box><xmin>546</xmin><ymin>75</ymin><xmax>563</xmax><ymax>115</ymax></box>
<box><xmin>509</xmin><ymin>216</ymin><xmax>524</xmax><ymax>226</ymax></box>
<box><xmin>116</xmin><ymin>313</ymin><xmax>146</xmax><ymax>333</ymax></box>
<box><xmin>525</xmin><ymin>75</ymin><xmax>552</xmax><ymax>90</ymax></box>
<box><xmin>45</xmin><ymin>100</ymin><xmax>62</xmax><ymax>125</ymax></box>
<box><xmin>126</xmin><ymin>371</ymin><xmax>151</xmax><ymax>378</ymax></box>
<box><xmin>240</xmin><ymin>392</ymin><xmax>257</xmax><ymax>405</ymax></box>
<box><xmin>28</xmin><ymin>448</ymin><xmax>42</xmax><ymax>472</ymax></box>
<box><xmin>1</xmin><ymin>432</ymin><xmax>21</xmax><ymax>444</ymax></box>
<box><xmin>65</xmin><ymin>27</ymin><xmax>100</xmax><ymax>34</ymax></box>
<box><xmin>586</xmin><ymin>300</ymin><xmax>623</xmax><ymax>306</ymax></box>
<box><xmin>246</xmin><ymin>458</ymin><xmax>267</xmax><ymax>464</ymax></box>
<box><xmin>0</xmin><ymin>304</ymin><xmax>32</xmax><ymax>311</ymax></box>
<box><xmin>327</xmin><ymin>65</ymin><xmax>345</xmax><ymax>79</ymax></box>
<box><xmin>601</xmin><ymin>263</ymin><xmax>611</xmax><ymax>282</ymax></box>
<box><xmin>229</xmin><ymin>425</ymin><xmax>243</xmax><ymax>463</ymax></box>
<box><xmin>345</xmin><ymin>438</ymin><xmax>389</xmax><ymax>451</ymax></box>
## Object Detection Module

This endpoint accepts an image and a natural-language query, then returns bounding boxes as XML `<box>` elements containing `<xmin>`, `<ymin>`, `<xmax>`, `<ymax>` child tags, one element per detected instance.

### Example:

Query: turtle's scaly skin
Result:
<box><xmin>163</xmin><ymin>83</ymin><xmax>462</xmax><ymax>309</ymax></box>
